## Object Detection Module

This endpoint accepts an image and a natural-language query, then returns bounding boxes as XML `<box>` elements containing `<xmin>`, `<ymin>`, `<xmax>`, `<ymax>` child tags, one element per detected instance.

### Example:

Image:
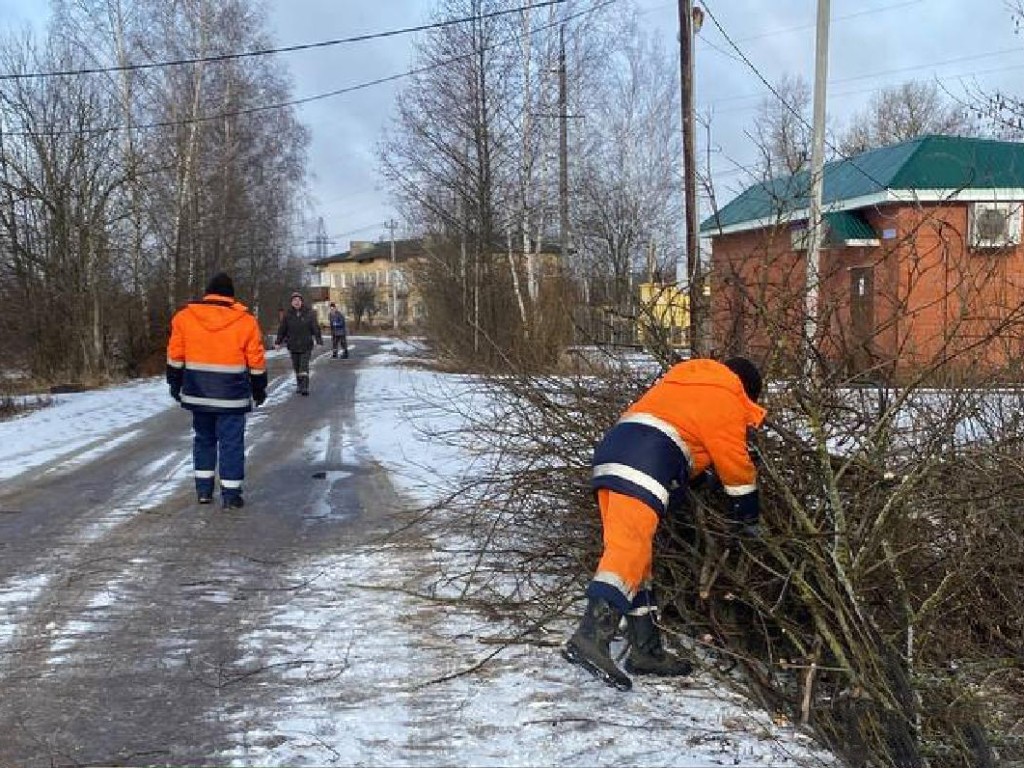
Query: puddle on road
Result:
<box><xmin>305</xmin><ymin>470</ymin><xmax>352</xmax><ymax>521</ymax></box>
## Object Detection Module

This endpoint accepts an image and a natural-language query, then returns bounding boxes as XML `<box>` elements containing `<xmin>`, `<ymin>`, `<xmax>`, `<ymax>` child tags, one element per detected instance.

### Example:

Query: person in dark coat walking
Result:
<box><xmin>328</xmin><ymin>302</ymin><xmax>348</xmax><ymax>359</ymax></box>
<box><xmin>275</xmin><ymin>291</ymin><xmax>322</xmax><ymax>395</ymax></box>
<box><xmin>166</xmin><ymin>272</ymin><xmax>267</xmax><ymax>509</ymax></box>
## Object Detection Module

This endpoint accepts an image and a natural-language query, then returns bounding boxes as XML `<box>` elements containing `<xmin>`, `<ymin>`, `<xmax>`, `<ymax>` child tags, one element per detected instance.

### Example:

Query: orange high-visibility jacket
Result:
<box><xmin>166</xmin><ymin>295</ymin><xmax>267</xmax><ymax>414</ymax></box>
<box><xmin>592</xmin><ymin>358</ymin><xmax>766</xmax><ymax>518</ymax></box>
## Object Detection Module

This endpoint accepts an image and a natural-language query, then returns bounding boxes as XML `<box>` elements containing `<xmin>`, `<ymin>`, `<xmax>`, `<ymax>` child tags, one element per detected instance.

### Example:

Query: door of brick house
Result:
<box><xmin>849</xmin><ymin>266</ymin><xmax>874</xmax><ymax>375</ymax></box>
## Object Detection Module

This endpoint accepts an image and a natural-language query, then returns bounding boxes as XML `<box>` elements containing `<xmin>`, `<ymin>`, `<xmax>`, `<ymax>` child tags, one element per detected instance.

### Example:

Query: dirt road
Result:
<box><xmin>0</xmin><ymin>339</ymin><xmax>402</xmax><ymax>766</ymax></box>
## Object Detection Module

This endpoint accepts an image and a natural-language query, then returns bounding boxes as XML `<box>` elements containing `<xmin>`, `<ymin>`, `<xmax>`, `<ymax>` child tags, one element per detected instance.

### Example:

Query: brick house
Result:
<box><xmin>701</xmin><ymin>135</ymin><xmax>1024</xmax><ymax>380</ymax></box>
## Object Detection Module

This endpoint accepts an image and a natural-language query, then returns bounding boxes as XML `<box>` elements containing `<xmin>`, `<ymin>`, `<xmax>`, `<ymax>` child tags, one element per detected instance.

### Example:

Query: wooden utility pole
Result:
<box><xmin>679</xmin><ymin>0</ymin><xmax>703</xmax><ymax>356</ymax></box>
<box><xmin>385</xmin><ymin>218</ymin><xmax>399</xmax><ymax>331</ymax></box>
<box><xmin>805</xmin><ymin>0</ymin><xmax>830</xmax><ymax>376</ymax></box>
<box><xmin>558</xmin><ymin>25</ymin><xmax>569</xmax><ymax>261</ymax></box>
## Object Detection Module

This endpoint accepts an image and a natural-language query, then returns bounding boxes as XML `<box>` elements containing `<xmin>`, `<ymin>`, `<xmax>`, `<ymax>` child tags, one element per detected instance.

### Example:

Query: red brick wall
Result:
<box><xmin>709</xmin><ymin>203</ymin><xmax>1024</xmax><ymax>380</ymax></box>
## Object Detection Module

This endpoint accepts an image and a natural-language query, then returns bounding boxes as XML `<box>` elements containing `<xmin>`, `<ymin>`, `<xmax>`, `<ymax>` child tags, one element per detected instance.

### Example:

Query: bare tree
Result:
<box><xmin>572</xmin><ymin>15</ymin><xmax>682</xmax><ymax>319</ymax></box>
<box><xmin>0</xmin><ymin>32</ymin><xmax>127</xmax><ymax>381</ymax></box>
<box><xmin>383</xmin><ymin>0</ymin><xmax>612</xmax><ymax>368</ymax></box>
<box><xmin>840</xmin><ymin>80</ymin><xmax>975</xmax><ymax>155</ymax></box>
<box><xmin>750</xmin><ymin>73</ymin><xmax>814</xmax><ymax>178</ymax></box>
<box><xmin>413</xmin><ymin>205</ymin><xmax>1024</xmax><ymax>766</ymax></box>
<box><xmin>349</xmin><ymin>282</ymin><xmax>377</xmax><ymax>329</ymax></box>
<box><xmin>0</xmin><ymin>0</ymin><xmax>309</xmax><ymax>383</ymax></box>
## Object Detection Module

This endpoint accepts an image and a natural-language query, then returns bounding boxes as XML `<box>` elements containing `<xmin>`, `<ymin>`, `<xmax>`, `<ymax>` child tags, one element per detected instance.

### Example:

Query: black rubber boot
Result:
<box><xmin>222</xmin><ymin>495</ymin><xmax>245</xmax><ymax>510</ymax></box>
<box><xmin>562</xmin><ymin>597</ymin><xmax>632</xmax><ymax>691</ymax></box>
<box><xmin>624</xmin><ymin>612</ymin><xmax>693</xmax><ymax>677</ymax></box>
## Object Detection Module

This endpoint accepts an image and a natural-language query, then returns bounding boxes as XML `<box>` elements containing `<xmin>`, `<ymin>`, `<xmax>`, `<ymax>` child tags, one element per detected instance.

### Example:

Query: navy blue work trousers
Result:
<box><xmin>192</xmin><ymin>411</ymin><xmax>246</xmax><ymax>500</ymax></box>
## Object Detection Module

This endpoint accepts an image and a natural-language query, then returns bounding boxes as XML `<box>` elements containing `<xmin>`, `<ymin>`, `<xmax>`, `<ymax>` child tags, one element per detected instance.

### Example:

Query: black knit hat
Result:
<box><xmin>724</xmin><ymin>356</ymin><xmax>763</xmax><ymax>402</ymax></box>
<box><xmin>205</xmin><ymin>272</ymin><xmax>235</xmax><ymax>298</ymax></box>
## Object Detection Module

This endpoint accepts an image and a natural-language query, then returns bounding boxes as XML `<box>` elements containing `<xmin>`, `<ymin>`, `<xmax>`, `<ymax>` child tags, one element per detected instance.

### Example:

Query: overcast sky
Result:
<box><xmin>2</xmin><ymin>0</ymin><xmax>1023</xmax><ymax>258</ymax></box>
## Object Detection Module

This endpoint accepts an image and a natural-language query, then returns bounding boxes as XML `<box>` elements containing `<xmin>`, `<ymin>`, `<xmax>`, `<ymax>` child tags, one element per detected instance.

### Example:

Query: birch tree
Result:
<box><xmin>383</xmin><ymin>0</ymin><xmax>544</xmax><ymax>366</ymax></box>
<box><xmin>572</xmin><ymin>14</ymin><xmax>682</xmax><ymax>315</ymax></box>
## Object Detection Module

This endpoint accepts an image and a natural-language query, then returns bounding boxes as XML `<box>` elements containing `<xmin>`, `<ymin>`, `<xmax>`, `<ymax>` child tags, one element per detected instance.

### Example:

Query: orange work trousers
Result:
<box><xmin>594</xmin><ymin>488</ymin><xmax>660</xmax><ymax>598</ymax></box>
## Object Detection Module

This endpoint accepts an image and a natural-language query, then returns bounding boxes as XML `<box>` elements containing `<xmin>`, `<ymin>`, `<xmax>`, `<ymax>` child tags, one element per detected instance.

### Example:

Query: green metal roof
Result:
<box><xmin>824</xmin><ymin>210</ymin><xmax>877</xmax><ymax>243</ymax></box>
<box><xmin>701</xmin><ymin>135</ymin><xmax>1024</xmax><ymax>233</ymax></box>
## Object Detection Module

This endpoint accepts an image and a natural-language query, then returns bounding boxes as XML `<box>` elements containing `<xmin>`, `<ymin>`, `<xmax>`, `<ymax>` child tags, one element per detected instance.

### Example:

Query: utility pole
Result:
<box><xmin>679</xmin><ymin>0</ymin><xmax>703</xmax><ymax>356</ymax></box>
<box><xmin>385</xmin><ymin>218</ymin><xmax>399</xmax><ymax>332</ymax></box>
<box><xmin>558</xmin><ymin>24</ymin><xmax>569</xmax><ymax>262</ymax></box>
<box><xmin>805</xmin><ymin>0</ymin><xmax>830</xmax><ymax>377</ymax></box>
<box><xmin>521</xmin><ymin>1</ymin><xmax>537</xmax><ymax>304</ymax></box>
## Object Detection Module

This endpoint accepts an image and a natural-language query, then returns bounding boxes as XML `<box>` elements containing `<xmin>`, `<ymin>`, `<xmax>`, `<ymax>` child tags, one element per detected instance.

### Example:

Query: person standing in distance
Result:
<box><xmin>275</xmin><ymin>291</ymin><xmax>322</xmax><ymax>395</ymax></box>
<box><xmin>563</xmin><ymin>356</ymin><xmax>767</xmax><ymax>690</ymax></box>
<box><xmin>328</xmin><ymin>302</ymin><xmax>349</xmax><ymax>359</ymax></box>
<box><xmin>166</xmin><ymin>272</ymin><xmax>267</xmax><ymax>509</ymax></box>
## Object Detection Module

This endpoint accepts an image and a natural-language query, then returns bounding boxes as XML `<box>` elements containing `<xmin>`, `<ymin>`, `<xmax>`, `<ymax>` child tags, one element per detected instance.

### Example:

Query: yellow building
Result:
<box><xmin>310</xmin><ymin>239</ymin><xmax>426</xmax><ymax>329</ymax></box>
<box><xmin>637</xmin><ymin>282</ymin><xmax>690</xmax><ymax>346</ymax></box>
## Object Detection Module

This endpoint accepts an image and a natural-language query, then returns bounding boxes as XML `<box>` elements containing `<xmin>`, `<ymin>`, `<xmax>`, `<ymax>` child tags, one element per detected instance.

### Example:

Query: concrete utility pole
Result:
<box><xmin>805</xmin><ymin>0</ymin><xmax>831</xmax><ymax>376</ymax></box>
<box><xmin>679</xmin><ymin>0</ymin><xmax>703</xmax><ymax>356</ymax></box>
<box><xmin>385</xmin><ymin>218</ymin><xmax>399</xmax><ymax>331</ymax></box>
<box><xmin>521</xmin><ymin>1</ymin><xmax>537</xmax><ymax>303</ymax></box>
<box><xmin>558</xmin><ymin>24</ymin><xmax>569</xmax><ymax>261</ymax></box>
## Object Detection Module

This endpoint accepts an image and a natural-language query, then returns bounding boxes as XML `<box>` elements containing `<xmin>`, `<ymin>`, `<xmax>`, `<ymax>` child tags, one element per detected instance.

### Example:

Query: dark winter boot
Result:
<box><xmin>222</xmin><ymin>494</ymin><xmax>245</xmax><ymax>510</ymax></box>
<box><xmin>562</xmin><ymin>597</ymin><xmax>632</xmax><ymax>691</ymax></box>
<box><xmin>624</xmin><ymin>611</ymin><xmax>693</xmax><ymax>677</ymax></box>
<box><xmin>195</xmin><ymin>478</ymin><xmax>215</xmax><ymax>505</ymax></box>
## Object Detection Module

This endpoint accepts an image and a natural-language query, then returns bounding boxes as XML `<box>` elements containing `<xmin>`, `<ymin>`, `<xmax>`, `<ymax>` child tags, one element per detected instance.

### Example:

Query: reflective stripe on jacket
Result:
<box><xmin>166</xmin><ymin>295</ymin><xmax>267</xmax><ymax>414</ymax></box>
<box><xmin>592</xmin><ymin>358</ymin><xmax>766</xmax><ymax>517</ymax></box>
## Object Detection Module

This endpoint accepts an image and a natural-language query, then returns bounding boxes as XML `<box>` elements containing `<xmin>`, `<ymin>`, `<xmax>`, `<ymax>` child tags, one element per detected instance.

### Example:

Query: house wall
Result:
<box><xmin>709</xmin><ymin>202</ymin><xmax>1024</xmax><ymax>380</ymax></box>
<box><xmin>709</xmin><ymin>226</ymin><xmax>809</xmax><ymax>368</ymax></box>
<box><xmin>886</xmin><ymin>204</ymin><xmax>1024</xmax><ymax>375</ymax></box>
<box><xmin>313</xmin><ymin>256</ymin><xmax>424</xmax><ymax>329</ymax></box>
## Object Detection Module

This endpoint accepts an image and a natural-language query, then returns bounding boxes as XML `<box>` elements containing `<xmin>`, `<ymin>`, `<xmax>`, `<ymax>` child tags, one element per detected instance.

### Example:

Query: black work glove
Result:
<box><xmin>166</xmin><ymin>364</ymin><xmax>183</xmax><ymax>403</ymax></box>
<box><xmin>252</xmin><ymin>390</ymin><xmax>267</xmax><ymax>407</ymax></box>
<box><xmin>729</xmin><ymin>488</ymin><xmax>761</xmax><ymax>540</ymax></box>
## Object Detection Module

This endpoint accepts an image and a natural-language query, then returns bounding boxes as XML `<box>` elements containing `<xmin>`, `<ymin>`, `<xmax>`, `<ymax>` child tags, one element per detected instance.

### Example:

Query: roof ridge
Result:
<box><xmin>884</xmin><ymin>135</ymin><xmax>934</xmax><ymax>189</ymax></box>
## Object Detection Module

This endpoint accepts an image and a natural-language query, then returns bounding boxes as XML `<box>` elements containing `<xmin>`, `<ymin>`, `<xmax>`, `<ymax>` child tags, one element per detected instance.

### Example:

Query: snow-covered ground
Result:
<box><xmin>0</xmin><ymin>340</ymin><xmax>832</xmax><ymax>766</ymax></box>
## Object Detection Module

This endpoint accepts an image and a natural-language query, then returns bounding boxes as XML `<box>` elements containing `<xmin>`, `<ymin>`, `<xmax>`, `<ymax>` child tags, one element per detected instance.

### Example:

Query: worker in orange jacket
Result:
<box><xmin>166</xmin><ymin>273</ymin><xmax>267</xmax><ymax>509</ymax></box>
<box><xmin>563</xmin><ymin>357</ymin><xmax>766</xmax><ymax>690</ymax></box>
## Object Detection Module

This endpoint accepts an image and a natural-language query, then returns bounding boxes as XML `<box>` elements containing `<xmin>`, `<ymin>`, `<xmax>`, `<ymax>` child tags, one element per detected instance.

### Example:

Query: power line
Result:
<box><xmin>0</xmin><ymin>0</ymin><xmax>567</xmax><ymax>81</ymax></box>
<box><xmin>709</xmin><ymin>63</ymin><xmax>1024</xmax><ymax>117</ymax></box>
<box><xmin>724</xmin><ymin>0</ymin><xmax>925</xmax><ymax>45</ymax></box>
<box><xmin>639</xmin><ymin>0</ymin><xmax>923</xmax><ymax>45</ymax></box>
<box><xmin>0</xmin><ymin>0</ymin><xmax>616</xmax><ymax>138</ymax></box>
<box><xmin>707</xmin><ymin>46</ymin><xmax>1024</xmax><ymax>107</ymax></box>
<box><xmin>699</xmin><ymin>2</ymin><xmax>889</xmax><ymax>193</ymax></box>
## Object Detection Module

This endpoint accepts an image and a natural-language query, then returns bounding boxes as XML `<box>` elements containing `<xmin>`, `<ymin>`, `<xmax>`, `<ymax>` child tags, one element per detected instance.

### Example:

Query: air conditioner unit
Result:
<box><xmin>970</xmin><ymin>202</ymin><xmax>1022</xmax><ymax>249</ymax></box>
